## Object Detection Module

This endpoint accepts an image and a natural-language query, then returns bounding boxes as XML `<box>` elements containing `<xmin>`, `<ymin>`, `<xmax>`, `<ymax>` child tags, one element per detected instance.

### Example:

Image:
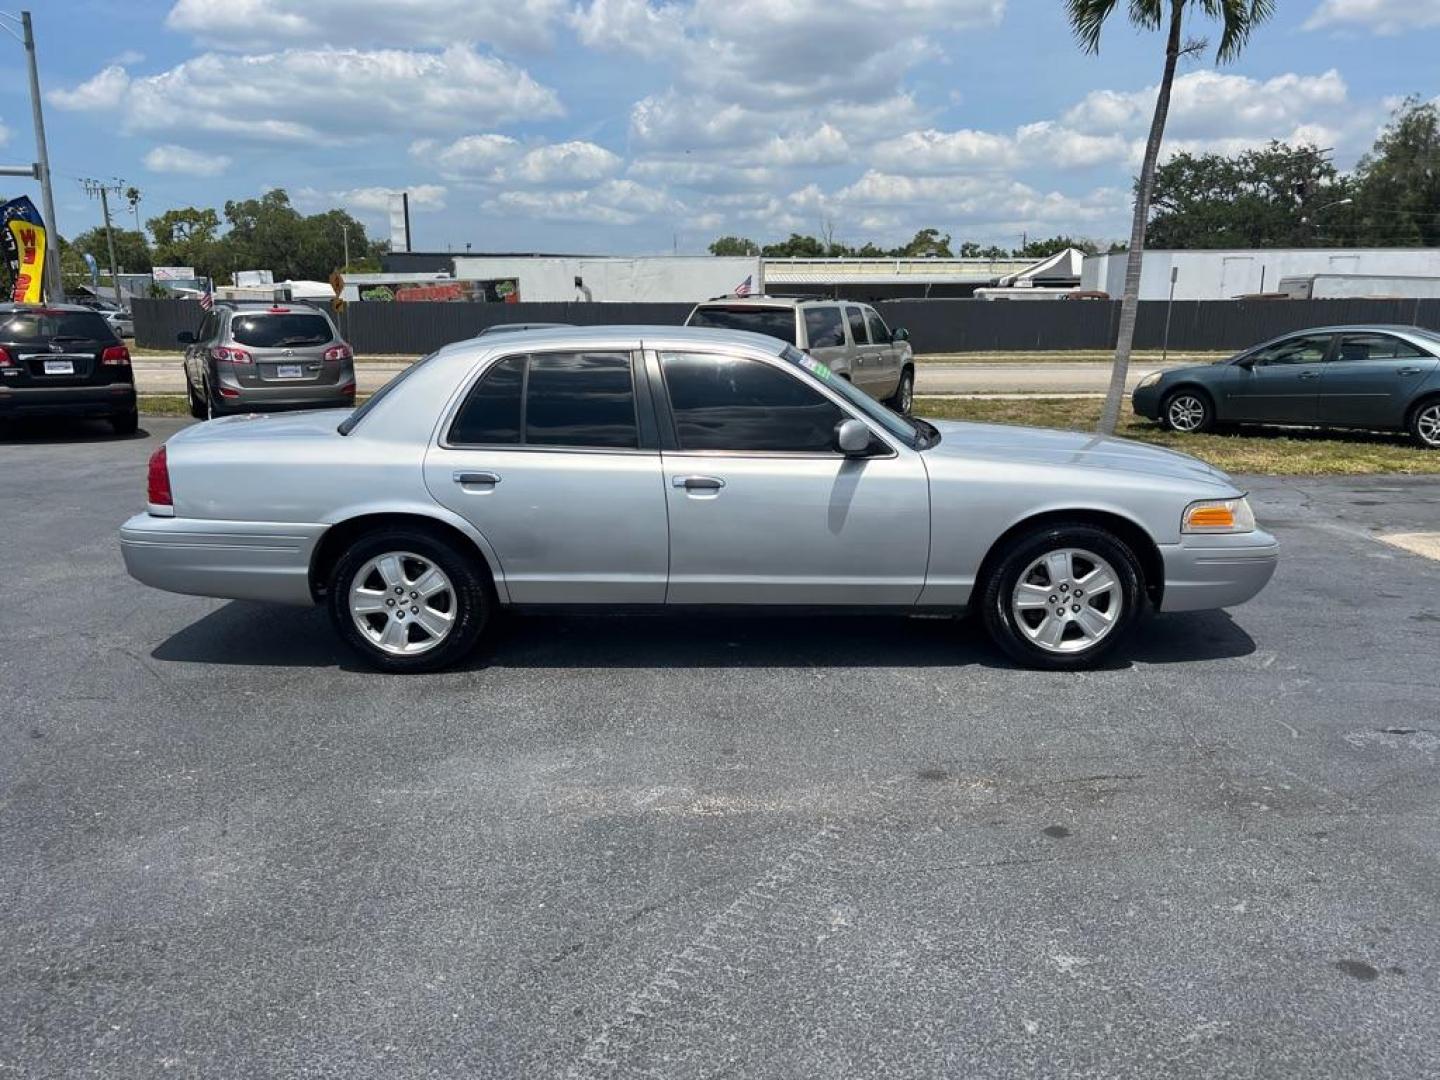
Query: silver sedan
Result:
<box><xmin>121</xmin><ymin>326</ymin><xmax>1278</xmax><ymax>671</ymax></box>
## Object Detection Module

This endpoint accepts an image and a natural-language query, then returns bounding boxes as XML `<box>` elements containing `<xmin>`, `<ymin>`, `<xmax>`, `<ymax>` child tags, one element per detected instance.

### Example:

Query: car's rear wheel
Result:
<box><xmin>980</xmin><ymin>523</ymin><xmax>1145</xmax><ymax>670</ymax></box>
<box><xmin>327</xmin><ymin>528</ymin><xmax>491</xmax><ymax>673</ymax></box>
<box><xmin>110</xmin><ymin>406</ymin><xmax>139</xmax><ymax>436</ymax></box>
<box><xmin>886</xmin><ymin>367</ymin><xmax>915</xmax><ymax>415</ymax></box>
<box><xmin>1409</xmin><ymin>399</ymin><xmax>1440</xmax><ymax>449</ymax></box>
<box><xmin>1161</xmin><ymin>389</ymin><xmax>1214</xmax><ymax>434</ymax></box>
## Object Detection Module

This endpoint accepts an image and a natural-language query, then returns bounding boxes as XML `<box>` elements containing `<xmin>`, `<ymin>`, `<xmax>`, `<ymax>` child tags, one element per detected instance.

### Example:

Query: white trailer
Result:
<box><xmin>1277</xmin><ymin>273</ymin><xmax>1440</xmax><ymax>300</ymax></box>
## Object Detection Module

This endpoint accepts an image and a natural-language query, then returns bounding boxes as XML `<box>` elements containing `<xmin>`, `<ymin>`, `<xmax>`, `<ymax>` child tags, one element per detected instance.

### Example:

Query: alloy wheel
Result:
<box><xmin>1011</xmin><ymin>547</ymin><xmax>1122</xmax><ymax>654</ymax></box>
<box><xmin>349</xmin><ymin>551</ymin><xmax>457</xmax><ymax>656</ymax></box>
<box><xmin>1166</xmin><ymin>394</ymin><xmax>1206</xmax><ymax>433</ymax></box>
<box><xmin>1417</xmin><ymin>403</ymin><xmax>1440</xmax><ymax>448</ymax></box>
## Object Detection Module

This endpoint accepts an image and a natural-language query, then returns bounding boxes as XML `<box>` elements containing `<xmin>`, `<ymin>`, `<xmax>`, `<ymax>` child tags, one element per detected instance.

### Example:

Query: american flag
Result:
<box><xmin>198</xmin><ymin>287</ymin><xmax>213</xmax><ymax>311</ymax></box>
<box><xmin>733</xmin><ymin>274</ymin><xmax>752</xmax><ymax>297</ymax></box>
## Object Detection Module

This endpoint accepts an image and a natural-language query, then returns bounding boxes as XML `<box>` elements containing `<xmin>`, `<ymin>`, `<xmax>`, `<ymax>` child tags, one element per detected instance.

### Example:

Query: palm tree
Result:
<box><xmin>1067</xmin><ymin>0</ymin><xmax>1275</xmax><ymax>434</ymax></box>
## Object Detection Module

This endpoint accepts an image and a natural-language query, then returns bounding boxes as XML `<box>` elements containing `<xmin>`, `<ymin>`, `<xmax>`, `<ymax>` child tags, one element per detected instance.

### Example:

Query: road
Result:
<box><xmin>131</xmin><ymin>356</ymin><xmax>1193</xmax><ymax>396</ymax></box>
<box><xmin>3</xmin><ymin>416</ymin><xmax>1439</xmax><ymax>1079</ymax></box>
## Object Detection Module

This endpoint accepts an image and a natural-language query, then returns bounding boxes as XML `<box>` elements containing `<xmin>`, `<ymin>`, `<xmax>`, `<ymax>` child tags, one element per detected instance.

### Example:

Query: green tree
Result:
<box><xmin>219</xmin><ymin>190</ymin><xmax>370</xmax><ymax>282</ymax></box>
<box><xmin>708</xmin><ymin>235</ymin><xmax>760</xmax><ymax>256</ymax></box>
<box><xmin>1352</xmin><ymin>98</ymin><xmax>1440</xmax><ymax>248</ymax></box>
<box><xmin>1017</xmin><ymin>235</ymin><xmax>1099</xmax><ymax>258</ymax></box>
<box><xmin>760</xmin><ymin>233</ymin><xmax>829</xmax><ymax>257</ymax></box>
<box><xmin>1065</xmin><ymin>0</ymin><xmax>1275</xmax><ymax>434</ymax></box>
<box><xmin>71</xmin><ymin>226</ymin><xmax>153</xmax><ymax>274</ymax></box>
<box><xmin>897</xmin><ymin>228</ymin><xmax>953</xmax><ymax>257</ymax></box>
<box><xmin>147</xmin><ymin>206</ymin><xmax>222</xmax><ymax>278</ymax></box>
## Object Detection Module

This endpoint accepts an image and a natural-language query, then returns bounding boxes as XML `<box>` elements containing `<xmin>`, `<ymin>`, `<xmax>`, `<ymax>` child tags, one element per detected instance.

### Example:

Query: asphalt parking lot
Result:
<box><xmin>3</xmin><ymin>416</ymin><xmax>1439</xmax><ymax>1079</ymax></box>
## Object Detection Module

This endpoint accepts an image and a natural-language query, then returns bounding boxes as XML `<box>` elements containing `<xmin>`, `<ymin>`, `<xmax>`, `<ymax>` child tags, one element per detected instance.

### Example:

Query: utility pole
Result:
<box><xmin>81</xmin><ymin>178</ymin><xmax>124</xmax><ymax>303</ymax></box>
<box><xmin>341</xmin><ymin>220</ymin><xmax>350</xmax><ymax>271</ymax></box>
<box><xmin>0</xmin><ymin>11</ymin><xmax>63</xmax><ymax>300</ymax></box>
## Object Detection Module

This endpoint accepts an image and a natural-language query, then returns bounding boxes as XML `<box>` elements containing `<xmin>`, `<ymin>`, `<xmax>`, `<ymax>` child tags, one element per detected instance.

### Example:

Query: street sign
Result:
<box><xmin>329</xmin><ymin>270</ymin><xmax>344</xmax><ymax>297</ymax></box>
<box><xmin>331</xmin><ymin>296</ymin><xmax>347</xmax><ymax>314</ymax></box>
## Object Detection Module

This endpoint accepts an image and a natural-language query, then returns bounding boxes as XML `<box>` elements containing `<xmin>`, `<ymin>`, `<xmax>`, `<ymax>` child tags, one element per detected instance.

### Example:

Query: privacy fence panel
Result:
<box><xmin>134</xmin><ymin>297</ymin><xmax>1440</xmax><ymax>355</ymax></box>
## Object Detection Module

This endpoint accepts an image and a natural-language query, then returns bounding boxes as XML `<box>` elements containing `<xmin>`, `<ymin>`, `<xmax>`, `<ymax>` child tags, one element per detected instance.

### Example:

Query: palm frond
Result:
<box><xmin>1201</xmin><ymin>0</ymin><xmax>1277</xmax><ymax>61</ymax></box>
<box><xmin>1064</xmin><ymin>0</ymin><xmax>1123</xmax><ymax>54</ymax></box>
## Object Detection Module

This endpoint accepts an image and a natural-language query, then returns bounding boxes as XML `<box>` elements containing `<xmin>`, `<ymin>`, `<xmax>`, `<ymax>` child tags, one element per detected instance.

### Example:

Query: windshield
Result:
<box><xmin>689</xmin><ymin>305</ymin><xmax>798</xmax><ymax>345</ymax></box>
<box><xmin>230</xmin><ymin>312</ymin><xmax>333</xmax><ymax>348</ymax></box>
<box><xmin>778</xmin><ymin>345</ymin><xmax>934</xmax><ymax>448</ymax></box>
<box><xmin>0</xmin><ymin>310</ymin><xmax>116</xmax><ymax>344</ymax></box>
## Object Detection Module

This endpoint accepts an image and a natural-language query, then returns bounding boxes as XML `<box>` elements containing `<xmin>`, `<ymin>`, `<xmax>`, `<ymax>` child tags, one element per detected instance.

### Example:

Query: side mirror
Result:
<box><xmin>836</xmin><ymin>418</ymin><xmax>872</xmax><ymax>456</ymax></box>
<box><xmin>892</xmin><ymin>327</ymin><xmax>910</xmax><ymax>343</ymax></box>
<box><xmin>176</xmin><ymin>331</ymin><xmax>196</xmax><ymax>345</ymax></box>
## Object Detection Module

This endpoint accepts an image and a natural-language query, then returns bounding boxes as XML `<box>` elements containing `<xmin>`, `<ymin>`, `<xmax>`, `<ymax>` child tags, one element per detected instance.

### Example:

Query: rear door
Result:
<box><xmin>424</xmin><ymin>348</ymin><xmax>669</xmax><ymax>604</ymax></box>
<box><xmin>227</xmin><ymin>308</ymin><xmax>342</xmax><ymax>390</ymax></box>
<box><xmin>1317</xmin><ymin>332</ymin><xmax>1439</xmax><ymax>428</ymax></box>
<box><xmin>844</xmin><ymin>305</ymin><xmax>880</xmax><ymax>394</ymax></box>
<box><xmin>1225</xmin><ymin>333</ymin><xmax>1333</xmax><ymax>423</ymax></box>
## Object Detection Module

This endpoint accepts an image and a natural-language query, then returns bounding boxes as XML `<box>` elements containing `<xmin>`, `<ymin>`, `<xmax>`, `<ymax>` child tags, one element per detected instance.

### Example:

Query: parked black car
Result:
<box><xmin>1133</xmin><ymin>325</ymin><xmax>1440</xmax><ymax>448</ymax></box>
<box><xmin>0</xmin><ymin>303</ymin><xmax>137</xmax><ymax>434</ymax></box>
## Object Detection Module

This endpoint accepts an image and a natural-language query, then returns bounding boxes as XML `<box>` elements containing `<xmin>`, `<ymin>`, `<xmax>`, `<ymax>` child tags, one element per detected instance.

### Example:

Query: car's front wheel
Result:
<box><xmin>1161</xmin><ymin>389</ymin><xmax>1214</xmax><ymax>434</ymax></box>
<box><xmin>1409</xmin><ymin>399</ymin><xmax>1440</xmax><ymax>450</ymax></box>
<box><xmin>327</xmin><ymin>529</ymin><xmax>491</xmax><ymax>672</ymax></box>
<box><xmin>980</xmin><ymin>523</ymin><xmax>1145</xmax><ymax>670</ymax></box>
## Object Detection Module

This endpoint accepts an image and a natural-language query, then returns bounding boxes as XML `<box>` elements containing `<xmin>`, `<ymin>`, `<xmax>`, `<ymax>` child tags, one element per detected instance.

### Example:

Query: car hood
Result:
<box><xmin>922</xmin><ymin>419</ymin><xmax>1238</xmax><ymax>490</ymax></box>
<box><xmin>171</xmin><ymin>408</ymin><xmax>350</xmax><ymax>446</ymax></box>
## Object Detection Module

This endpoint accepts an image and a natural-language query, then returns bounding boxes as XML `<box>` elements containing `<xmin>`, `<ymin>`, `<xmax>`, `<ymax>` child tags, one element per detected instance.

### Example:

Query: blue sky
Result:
<box><xmin>11</xmin><ymin>0</ymin><xmax>1440</xmax><ymax>255</ymax></box>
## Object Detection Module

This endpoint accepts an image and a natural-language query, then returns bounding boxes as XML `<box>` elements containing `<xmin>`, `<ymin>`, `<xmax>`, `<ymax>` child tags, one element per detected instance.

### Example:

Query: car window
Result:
<box><xmin>1249</xmin><ymin>334</ymin><xmax>1331</xmax><ymax>366</ymax></box>
<box><xmin>779</xmin><ymin>345</ymin><xmax>920</xmax><ymax>446</ymax></box>
<box><xmin>448</xmin><ymin>351</ymin><xmax>638</xmax><ymax>449</ymax></box>
<box><xmin>524</xmin><ymin>352</ymin><xmax>638</xmax><ymax>449</ymax></box>
<box><xmin>195</xmin><ymin>313</ymin><xmax>216</xmax><ymax>342</ymax></box>
<box><xmin>803</xmin><ymin>306</ymin><xmax>845</xmax><ymax>349</ymax></box>
<box><xmin>1336</xmin><ymin>333</ymin><xmax>1430</xmax><ymax>362</ymax></box>
<box><xmin>0</xmin><ymin>310</ymin><xmax>115</xmax><ymax>343</ymax></box>
<box><xmin>229</xmin><ymin>312</ymin><xmax>333</xmax><ymax>348</ymax></box>
<box><xmin>660</xmin><ymin>352</ymin><xmax>845</xmax><ymax>453</ymax></box>
<box><xmin>686</xmin><ymin>306</ymin><xmax>797</xmax><ymax>345</ymax></box>
<box><xmin>845</xmin><ymin>306</ymin><xmax>868</xmax><ymax>346</ymax></box>
<box><xmin>864</xmin><ymin>309</ymin><xmax>892</xmax><ymax>345</ymax></box>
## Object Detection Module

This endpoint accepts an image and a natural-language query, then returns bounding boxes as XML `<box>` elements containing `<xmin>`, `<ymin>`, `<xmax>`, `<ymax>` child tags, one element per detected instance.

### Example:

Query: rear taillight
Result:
<box><xmin>147</xmin><ymin>446</ymin><xmax>172</xmax><ymax>508</ymax></box>
<box><xmin>209</xmin><ymin>346</ymin><xmax>252</xmax><ymax>364</ymax></box>
<box><xmin>102</xmin><ymin>344</ymin><xmax>131</xmax><ymax>366</ymax></box>
<box><xmin>323</xmin><ymin>344</ymin><xmax>352</xmax><ymax>362</ymax></box>
<box><xmin>218</xmin><ymin>386</ymin><xmax>240</xmax><ymax>398</ymax></box>
<box><xmin>0</xmin><ymin>346</ymin><xmax>11</xmax><ymax>367</ymax></box>
<box><xmin>339</xmin><ymin>381</ymin><xmax>356</xmax><ymax>397</ymax></box>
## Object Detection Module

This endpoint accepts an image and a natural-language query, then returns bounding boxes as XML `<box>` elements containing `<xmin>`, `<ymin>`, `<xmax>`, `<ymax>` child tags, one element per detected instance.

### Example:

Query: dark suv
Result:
<box><xmin>178</xmin><ymin>301</ymin><xmax>356</xmax><ymax>418</ymax></box>
<box><xmin>0</xmin><ymin>303</ymin><xmax>137</xmax><ymax>434</ymax></box>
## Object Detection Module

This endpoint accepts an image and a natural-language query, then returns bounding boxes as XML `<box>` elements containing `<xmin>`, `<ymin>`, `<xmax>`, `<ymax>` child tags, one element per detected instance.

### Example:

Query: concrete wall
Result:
<box><xmin>450</xmin><ymin>256</ymin><xmax>761</xmax><ymax>303</ymax></box>
<box><xmin>1083</xmin><ymin>249</ymin><xmax>1440</xmax><ymax>300</ymax></box>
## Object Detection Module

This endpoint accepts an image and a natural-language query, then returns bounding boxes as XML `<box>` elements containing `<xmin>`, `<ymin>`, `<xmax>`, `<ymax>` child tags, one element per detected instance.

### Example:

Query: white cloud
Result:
<box><xmin>335</xmin><ymin>185</ymin><xmax>448</xmax><ymax>212</ymax></box>
<box><xmin>52</xmin><ymin>47</ymin><xmax>561</xmax><ymax>144</ymax></box>
<box><xmin>143</xmin><ymin>143</ymin><xmax>231</xmax><ymax>176</ymax></box>
<box><xmin>416</xmin><ymin>134</ymin><xmax>522</xmax><ymax>177</ymax></box>
<box><xmin>570</xmin><ymin>0</ymin><xmax>687</xmax><ymax>56</ymax></box>
<box><xmin>1304</xmin><ymin>0</ymin><xmax>1440</xmax><ymax>34</ymax></box>
<box><xmin>497</xmin><ymin>141</ymin><xmax>623</xmax><ymax>184</ymax></box>
<box><xmin>488</xmin><ymin>179</ymin><xmax>679</xmax><ymax>225</ymax></box>
<box><xmin>165</xmin><ymin>0</ymin><xmax>567</xmax><ymax>51</ymax></box>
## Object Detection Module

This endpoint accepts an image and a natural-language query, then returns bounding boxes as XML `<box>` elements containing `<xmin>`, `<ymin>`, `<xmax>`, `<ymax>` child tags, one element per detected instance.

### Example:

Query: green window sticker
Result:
<box><xmin>799</xmin><ymin>356</ymin><xmax>833</xmax><ymax>381</ymax></box>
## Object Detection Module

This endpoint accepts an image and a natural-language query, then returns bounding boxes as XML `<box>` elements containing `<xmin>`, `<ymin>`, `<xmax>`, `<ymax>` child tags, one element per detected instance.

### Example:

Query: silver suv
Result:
<box><xmin>178</xmin><ymin>301</ymin><xmax>356</xmax><ymax>418</ymax></box>
<box><xmin>685</xmin><ymin>296</ymin><xmax>915</xmax><ymax>413</ymax></box>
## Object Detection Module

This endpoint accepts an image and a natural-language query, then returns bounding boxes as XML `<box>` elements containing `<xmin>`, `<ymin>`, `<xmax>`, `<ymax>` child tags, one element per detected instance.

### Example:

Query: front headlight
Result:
<box><xmin>1137</xmin><ymin>372</ymin><xmax>1162</xmax><ymax>389</ymax></box>
<box><xmin>1182</xmin><ymin>496</ymin><xmax>1256</xmax><ymax>534</ymax></box>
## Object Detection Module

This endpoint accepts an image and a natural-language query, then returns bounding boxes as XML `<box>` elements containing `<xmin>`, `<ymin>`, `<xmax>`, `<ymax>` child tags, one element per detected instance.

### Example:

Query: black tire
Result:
<box><xmin>1408</xmin><ymin>397</ymin><xmax>1440</xmax><ymax>450</ymax></box>
<box><xmin>1160</xmin><ymin>388</ymin><xmax>1214</xmax><ymax>434</ymax></box>
<box><xmin>886</xmin><ymin>367</ymin><xmax>915</xmax><ymax>415</ymax></box>
<box><xmin>110</xmin><ymin>407</ymin><xmax>139</xmax><ymax>436</ymax></box>
<box><xmin>327</xmin><ymin>527</ymin><xmax>492</xmax><ymax>673</ymax></box>
<box><xmin>187</xmin><ymin>378</ymin><xmax>207</xmax><ymax>420</ymax></box>
<box><xmin>979</xmin><ymin>522</ymin><xmax>1146</xmax><ymax>671</ymax></box>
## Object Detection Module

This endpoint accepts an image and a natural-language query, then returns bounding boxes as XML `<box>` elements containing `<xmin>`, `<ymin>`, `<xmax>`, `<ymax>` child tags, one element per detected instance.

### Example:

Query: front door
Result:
<box><xmin>653</xmin><ymin>349</ymin><xmax>930</xmax><ymax>606</ymax></box>
<box><xmin>864</xmin><ymin>307</ymin><xmax>901</xmax><ymax>399</ymax></box>
<box><xmin>1225</xmin><ymin>333</ymin><xmax>1333</xmax><ymax>423</ymax></box>
<box><xmin>424</xmin><ymin>349</ymin><xmax>669</xmax><ymax>604</ymax></box>
<box><xmin>1317</xmin><ymin>332</ymin><xmax>1439</xmax><ymax>428</ymax></box>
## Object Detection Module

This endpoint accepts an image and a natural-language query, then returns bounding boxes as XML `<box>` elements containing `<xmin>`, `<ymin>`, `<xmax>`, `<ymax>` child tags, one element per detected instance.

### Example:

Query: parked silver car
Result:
<box><xmin>121</xmin><ymin>326</ymin><xmax>1277</xmax><ymax>672</ymax></box>
<box><xmin>177</xmin><ymin>300</ymin><xmax>356</xmax><ymax>418</ymax></box>
<box><xmin>686</xmin><ymin>296</ymin><xmax>915</xmax><ymax>414</ymax></box>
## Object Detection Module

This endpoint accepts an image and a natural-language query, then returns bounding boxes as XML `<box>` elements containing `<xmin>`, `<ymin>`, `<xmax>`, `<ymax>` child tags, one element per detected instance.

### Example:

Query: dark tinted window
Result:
<box><xmin>845</xmin><ymin>306</ymin><xmax>868</xmax><ymax>345</ymax></box>
<box><xmin>1336</xmin><ymin>333</ymin><xmax>1429</xmax><ymax>362</ymax></box>
<box><xmin>0</xmin><ymin>310</ymin><xmax>115</xmax><ymax>343</ymax></box>
<box><xmin>865</xmin><ymin>309</ymin><xmax>891</xmax><ymax>344</ymax></box>
<box><xmin>687</xmin><ymin>306</ymin><xmax>798</xmax><ymax>345</ymax></box>
<box><xmin>1249</xmin><ymin>334</ymin><xmax>1331</xmax><ymax>366</ymax></box>
<box><xmin>525</xmin><ymin>352</ymin><xmax>637</xmax><ymax>449</ymax></box>
<box><xmin>229</xmin><ymin>312</ymin><xmax>333</xmax><ymax>347</ymax></box>
<box><xmin>803</xmin><ymin>306</ymin><xmax>845</xmax><ymax>348</ymax></box>
<box><xmin>196</xmin><ymin>313</ymin><xmax>217</xmax><ymax>342</ymax></box>
<box><xmin>660</xmin><ymin>352</ymin><xmax>844</xmax><ymax>453</ymax></box>
<box><xmin>449</xmin><ymin>355</ymin><xmax>524</xmax><ymax>445</ymax></box>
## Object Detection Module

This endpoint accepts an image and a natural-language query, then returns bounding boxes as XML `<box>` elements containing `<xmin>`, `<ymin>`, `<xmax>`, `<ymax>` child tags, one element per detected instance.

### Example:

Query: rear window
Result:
<box><xmin>0</xmin><ymin>310</ymin><xmax>116</xmax><ymax>343</ymax></box>
<box><xmin>229</xmin><ymin>312</ymin><xmax>333</xmax><ymax>348</ymax></box>
<box><xmin>687</xmin><ymin>306</ymin><xmax>797</xmax><ymax>345</ymax></box>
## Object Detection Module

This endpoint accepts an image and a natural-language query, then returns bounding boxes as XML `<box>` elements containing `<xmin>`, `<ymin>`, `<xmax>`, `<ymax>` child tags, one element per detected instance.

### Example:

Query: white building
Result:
<box><xmin>450</xmin><ymin>255</ymin><xmax>761</xmax><ymax>303</ymax></box>
<box><xmin>1082</xmin><ymin>248</ymin><xmax>1440</xmax><ymax>300</ymax></box>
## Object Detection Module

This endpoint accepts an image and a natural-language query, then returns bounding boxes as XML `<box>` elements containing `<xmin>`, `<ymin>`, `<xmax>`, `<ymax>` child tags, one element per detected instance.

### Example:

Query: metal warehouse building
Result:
<box><xmin>1083</xmin><ymin>248</ymin><xmax>1440</xmax><ymax>301</ymax></box>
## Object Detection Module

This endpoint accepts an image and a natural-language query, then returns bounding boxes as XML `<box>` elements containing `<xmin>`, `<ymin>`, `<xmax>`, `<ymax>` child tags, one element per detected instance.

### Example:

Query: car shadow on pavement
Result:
<box><xmin>0</xmin><ymin>417</ymin><xmax>150</xmax><ymax>444</ymax></box>
<box><xmin>151</xmin><ymin>602</ymin><xmax>1256</xmax><ymax>672</ymax></box>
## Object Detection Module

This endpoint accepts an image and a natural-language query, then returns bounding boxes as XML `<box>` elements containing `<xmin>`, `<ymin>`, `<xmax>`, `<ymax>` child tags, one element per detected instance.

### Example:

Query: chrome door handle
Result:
<box><xmin>453</xmin><ymin>470</ymin><xmax>501</xmax><ymax>485</ymax></box>
<box><xmin>672</xmin><ymin>475</ymin><xmax>725</xmax><ymax>490</ymax></box>
<box><xmin>1299</xmin><ymin>371</ymin><xmax>1321</xmax><ymax>380</ymax></box>
<box><xmin>1398</xmin><ymin>367</ymin><xmax>1422</xmax><ymax>376</ymax></box>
